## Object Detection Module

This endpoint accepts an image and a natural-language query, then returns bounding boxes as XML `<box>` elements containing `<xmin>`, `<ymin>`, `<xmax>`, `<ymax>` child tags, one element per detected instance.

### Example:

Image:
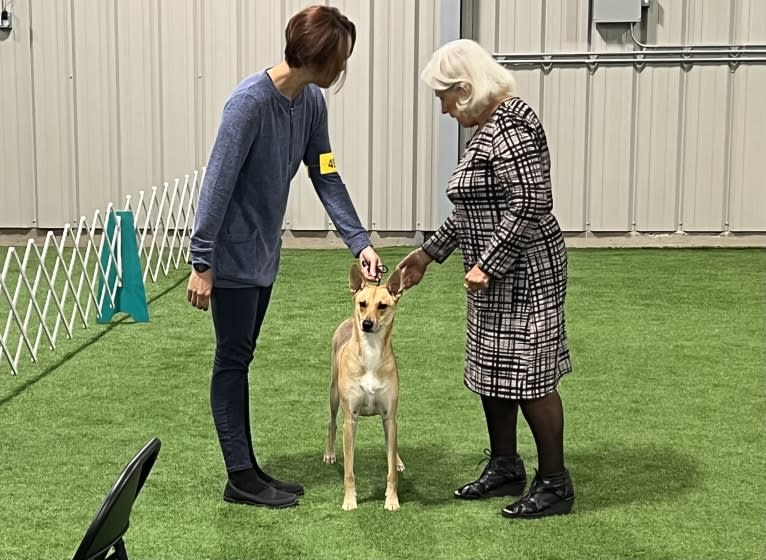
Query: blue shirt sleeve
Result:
<box><xmin>189</xmin><ymin>93</ymin><xmax>260</xmax><ymax>267</ymax></box>
<box><xmin>303</xmin><ymin>98</ymin><xmax>372</xmax><ymax>257</ymax></box>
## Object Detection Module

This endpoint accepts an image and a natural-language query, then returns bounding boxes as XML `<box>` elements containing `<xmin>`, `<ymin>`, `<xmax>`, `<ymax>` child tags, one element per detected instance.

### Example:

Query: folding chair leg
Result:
<box><xmin>112</xmin><ymin>538</ymin><xmax>128</xmax><ymax>560</ymax></box>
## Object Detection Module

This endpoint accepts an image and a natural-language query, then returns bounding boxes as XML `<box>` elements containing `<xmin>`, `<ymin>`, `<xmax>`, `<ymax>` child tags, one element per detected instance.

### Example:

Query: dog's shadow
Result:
<box><xmin>263</xmin><ymin>443</ymin><xmax>461</xmax><ymax>506</ymax></box>
<box><xmin>264</xmin><ymin>442</ymin><xmax>700</xmax><ymax>511</ymax></box>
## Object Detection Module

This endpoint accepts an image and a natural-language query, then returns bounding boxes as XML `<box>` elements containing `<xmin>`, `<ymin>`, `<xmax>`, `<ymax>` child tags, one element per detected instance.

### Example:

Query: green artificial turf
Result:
<box><xmin>0</xmin><ymin>247</ymin><xmax>764</xmax><ymax>560</ymax></box>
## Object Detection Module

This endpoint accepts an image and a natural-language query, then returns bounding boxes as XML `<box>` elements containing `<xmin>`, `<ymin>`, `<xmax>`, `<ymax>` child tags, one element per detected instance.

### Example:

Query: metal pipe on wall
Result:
<box><xmin>628</xmin><ymin>21</ymin><xmax>766</xmax><ymax>51</ymax></box>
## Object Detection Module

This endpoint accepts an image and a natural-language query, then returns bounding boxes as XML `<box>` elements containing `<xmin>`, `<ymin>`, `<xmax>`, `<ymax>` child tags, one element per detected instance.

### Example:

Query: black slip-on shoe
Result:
<box><xmin>223</xmin><ymin>481</ymin><xmax>298</xmax><ymax>508</ymax></box>
<box><xmin>263</xmin><ymin>476</ymin><xmax>304</xmax><ymax>497</ymax></box>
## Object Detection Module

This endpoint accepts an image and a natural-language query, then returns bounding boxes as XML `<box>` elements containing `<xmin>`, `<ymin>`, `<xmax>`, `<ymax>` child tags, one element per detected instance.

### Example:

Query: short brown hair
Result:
<box><xmin>284</xmin><ymin>5</ymin><xmax>356</xmax><ymax>72</ymax></box>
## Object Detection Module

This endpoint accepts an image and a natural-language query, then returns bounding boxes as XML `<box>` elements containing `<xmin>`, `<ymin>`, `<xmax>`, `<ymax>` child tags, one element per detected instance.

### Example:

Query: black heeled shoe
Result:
<box><xmin>501</xmin><ymin>469</ymin><xmax>574</xmax><ymax>519</ymax></box>
<box><xmin>454</xmin><ymin>449</ymin><xmax>527</xmax><ymax>500</ymax></box>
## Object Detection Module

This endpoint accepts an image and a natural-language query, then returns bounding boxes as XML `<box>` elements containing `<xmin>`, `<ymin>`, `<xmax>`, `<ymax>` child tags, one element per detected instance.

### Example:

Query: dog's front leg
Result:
<box><xmin>382</xmin><ymin>414</ymin><xmax>400</xmax><ymax>511</ymax></box>
<box><xmin>341</xmin><ymin>408</ymin><xmax>359</xmax><ymax>510</ymax></box>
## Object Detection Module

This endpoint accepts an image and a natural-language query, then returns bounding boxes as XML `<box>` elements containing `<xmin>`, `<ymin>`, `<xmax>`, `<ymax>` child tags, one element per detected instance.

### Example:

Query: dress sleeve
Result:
<box><xmin>476</xmin><ymin>117</ymin><xmax>552</xmax><ymax>277</ymax></box>
<box><xmin>421</xmin><ymin>211</ymin><xmax>460</xmax><ymax>263</ymax></box>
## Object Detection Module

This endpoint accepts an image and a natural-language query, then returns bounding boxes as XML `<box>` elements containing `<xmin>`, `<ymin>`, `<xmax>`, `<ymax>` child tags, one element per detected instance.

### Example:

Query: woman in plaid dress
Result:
<box><xmin>398</xmin><ymin>39</ymin><xmax>575</xmax><ymax>519</ymax></box>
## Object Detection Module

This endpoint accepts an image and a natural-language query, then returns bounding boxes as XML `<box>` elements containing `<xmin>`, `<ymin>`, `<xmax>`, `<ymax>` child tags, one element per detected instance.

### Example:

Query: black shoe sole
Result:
<box><xmin>454</xmin><ymin>480</ymin><xmax>527</xmax><ymax>500</ymax></box>
<box><xmin>223</xmin><ymin>495</ymin><xmax>298</xmax><ymax>508</ymax></box>
<box><xmin>501</xmin><ymin>497</ymin><xmax>574</xmax><ymax>519</ymax></box>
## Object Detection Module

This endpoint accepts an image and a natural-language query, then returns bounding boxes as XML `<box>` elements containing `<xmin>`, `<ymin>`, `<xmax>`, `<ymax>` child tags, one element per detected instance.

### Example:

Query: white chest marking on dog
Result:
<box><xmin>360</xmin><ymin>370</ymin><xmax>383</xmax><ymax>394</ymax></box>
<box><xmin>360</xmin><ymin>333</ymin><xmax>383</xmax><ymax>368</ymax></box>
<box><xmin>359</xmin><ymin>334</ymin><xmax>385</xmax><ymax>395</ymax></box>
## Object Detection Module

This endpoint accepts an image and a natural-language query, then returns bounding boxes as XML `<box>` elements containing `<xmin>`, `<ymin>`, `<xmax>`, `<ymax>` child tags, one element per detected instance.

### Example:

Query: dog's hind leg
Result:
<box><xmin>382</xmin><ymin>417</ymin><xmax>405</xmax><ymax>473</ymax></box>
<box><xmin>382</xmin><ymin>415</ymin><xmax>401</xmax><ymax>511</ymax></box>
<box><xmin>323</xmin><ymin>370</ymin><xmax>340</xmax><ymax>464</ymax></box>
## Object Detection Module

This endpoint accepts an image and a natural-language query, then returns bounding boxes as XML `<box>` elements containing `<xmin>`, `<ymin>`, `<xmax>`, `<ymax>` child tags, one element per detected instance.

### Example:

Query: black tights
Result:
<box><xmin>481</xmin><ymin>390</ymin><xmax>565</xmax><ymax>476</ymax></box>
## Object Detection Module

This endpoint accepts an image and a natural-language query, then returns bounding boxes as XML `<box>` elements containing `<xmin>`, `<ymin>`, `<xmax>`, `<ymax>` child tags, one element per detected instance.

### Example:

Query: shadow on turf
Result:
<box><xmin>565</xmin><ymin>444</ymin><xmax>699</xmax><ymax>512</ymax></box>
<box><xmin>259</xmin><ymin>444</ymin><xmax>469</xmax><ymax>507</ymax></box>
<box><xmin>260</xmin><ymin>442</ymin><xmax>699</xmax><ymax>511</ymax></box>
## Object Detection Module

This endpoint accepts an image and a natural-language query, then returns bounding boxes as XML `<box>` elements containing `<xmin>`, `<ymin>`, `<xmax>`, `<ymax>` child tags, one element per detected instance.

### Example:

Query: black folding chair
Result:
<box><xmin>72</xmin><ymin>437</ymin><xmax>161</xmax><ymax>560</ymax></box>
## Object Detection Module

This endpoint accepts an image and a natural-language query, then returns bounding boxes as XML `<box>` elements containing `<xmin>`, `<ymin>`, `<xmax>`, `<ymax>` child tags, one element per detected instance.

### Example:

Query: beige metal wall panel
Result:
<box><xmin>0</xmin><ymin>0</ymin><xmax>36</xmax><ymax>227</ymax></box>
<box><xmin>728</xmin><ymin>66</ymin><xmax>766</xmax><ymax>231</ymax></box>
<box><xmin>29</xmin><ymin>0</ymin><xmax>77</xmax><ymax>227</ymax></box>
<box><xmin>680</xmin><ymin>1</ymin><xmax>733</xmax><ymax>231</ymax></box>
<box><xmin>540</xmin><ymin>0</ymin><xmax>589</xmax><ymax>231</ymax></box>
<box><xmin>71</xmin><ymin>0</ymin><xmax>120</xmax><ymax>217</ymax></box>
<box><xmin>473</xmin><ymin>0</ymin><xmax>498</xmax><ymax>50</ymax></box>
<box><xmin>238</xmin><ymin>0</ymin><xmax>283</xmax><ymax>78</ymax></box>
<box><xmin>496</xmin><ymin>2</ymin><xmax>544</xmax><ymax>110</ymax></box>
<box><xmin>415</xmin><ymin>1</ymin><xmax>442</xmax><ymax>232</ymax></box>
<box><xmin>587</xmin><ymin>27</ymin><xmax>634</xmax><ymax>232</ymax></box>
<box><xmin>728</xmin><ymin>0</ymin><xmax>766</xmax><ymax>231</ymax></box>
<box><xmin>634</xmin><ymin>0</ymin><xmax>685</xmax><ymax>232</ymax></box>
<box><xmin>199</xmin><ymin>0</ymin><xmax>240</xmax><ymax>169</ymax></box>
<box><xmin>115</xmin><ymin>0</ymin><xmax>162</xmax><ymax>203</ymax></box>
<box><xmin>634</xmin><ymin>67</ymin><xmax>682</xmax><ymax>231</ymax></box>
<box><xmin>369</xmin><ymin>0</ymin><xmax>417</xmax><ymax>232</ymax></box>
<box><xmin>680</xmin><ymin>67</ymin><xmax>731</xmax><ymax>232</ymax></box>
<box><xmin>158</xmin><ymin>0</ymin><xmax>198</xmax><ymax>189</ymax></box>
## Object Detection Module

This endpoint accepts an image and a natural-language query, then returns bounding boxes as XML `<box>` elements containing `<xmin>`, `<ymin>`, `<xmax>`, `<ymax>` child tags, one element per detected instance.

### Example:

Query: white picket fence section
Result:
<box><xmin>0</xmin><ymin>168</ymin><xmax>204</xmax><ymax>375</ymax></box>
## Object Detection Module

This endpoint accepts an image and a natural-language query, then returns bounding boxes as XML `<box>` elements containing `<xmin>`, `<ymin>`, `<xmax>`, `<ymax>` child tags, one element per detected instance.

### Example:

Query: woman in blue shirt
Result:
<box><xmin>187</xmin><ymin>5</ymin><xmax>382</xmax><ymax>508</ymax></box>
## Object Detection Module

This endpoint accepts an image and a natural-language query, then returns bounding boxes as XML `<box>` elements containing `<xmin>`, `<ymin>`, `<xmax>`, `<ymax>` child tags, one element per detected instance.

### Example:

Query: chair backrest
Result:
<box><xmin>72</xmin><ymin>437</ymin><xmax>161</xmax><ymax>560</ymax></box>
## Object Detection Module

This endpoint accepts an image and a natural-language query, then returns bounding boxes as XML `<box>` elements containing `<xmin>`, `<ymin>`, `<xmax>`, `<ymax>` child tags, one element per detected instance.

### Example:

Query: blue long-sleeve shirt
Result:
<box><xmin>189</xmin><ymin>70</ymin><xmax>372</xmax><ymax>287</ymax></box>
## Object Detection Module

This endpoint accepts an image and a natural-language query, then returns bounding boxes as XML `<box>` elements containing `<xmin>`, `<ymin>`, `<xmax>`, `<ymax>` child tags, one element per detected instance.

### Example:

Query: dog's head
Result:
<box><xmin>348</xmin><ymin>263</ymin><xmax>404</xmax><ymax>334</ymax></box>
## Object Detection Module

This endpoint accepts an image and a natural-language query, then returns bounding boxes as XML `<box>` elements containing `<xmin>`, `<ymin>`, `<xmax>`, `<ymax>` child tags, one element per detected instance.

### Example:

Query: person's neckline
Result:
<box><xmin>263</xmin><ymin>67</ymin><xmax>306</xmax><ymax>107</ymax></box>
<box><xmin>466</xmin><ymin>97</ymin><xmax>516</xmax><ymax>148</ymax></box>
<box><xmin>476</xmin><ymin>96</ymin><xmax>515</xmax><ymax>129</ymax></box>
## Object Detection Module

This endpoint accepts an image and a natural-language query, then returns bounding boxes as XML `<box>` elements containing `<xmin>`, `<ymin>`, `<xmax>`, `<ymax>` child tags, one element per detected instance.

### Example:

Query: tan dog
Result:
<box><xmin>323</xmin><ymin>263</ymin><xmax>405</xmax><ymax>510</ymax></box>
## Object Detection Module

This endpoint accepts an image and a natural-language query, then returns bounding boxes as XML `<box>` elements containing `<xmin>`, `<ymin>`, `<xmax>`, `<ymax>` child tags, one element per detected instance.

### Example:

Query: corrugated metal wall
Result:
<box><xmin>0</xmin><ymin>0</ymin><xmax>457</xmax><ymax>232</ymax></box>
<box><xmin>470</xmin><ymin>0</ymin><xmax>766</xmax><ymax>233</ymax></box>
<box><xmin>1</xmin><ymin>0</ymin><xmax>764</xmax><ymax>234</ymax></box>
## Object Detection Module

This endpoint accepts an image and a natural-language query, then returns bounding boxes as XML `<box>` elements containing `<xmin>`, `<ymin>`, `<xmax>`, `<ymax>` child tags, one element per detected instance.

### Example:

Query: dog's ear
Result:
<box><xmin>349</xmin><ymin>263</ymin><xmax>366</xmax><ymax>293</ymax></box>
<box><xmin>386</xmin><ymin>267</ymin><xmax>404</xmax><ymax>299</ymax></box>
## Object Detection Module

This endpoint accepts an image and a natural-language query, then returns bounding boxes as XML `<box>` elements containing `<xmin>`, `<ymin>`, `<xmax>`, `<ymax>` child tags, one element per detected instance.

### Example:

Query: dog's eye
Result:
<box><xmin>378</xmin><ymin>303</ymin><xmax>388</xmax><ymax>310</ymax></box>
<box><xmin>359</xmin><ymin>301</ymin><xmax>367</xmax><ymax>309</ymax></box>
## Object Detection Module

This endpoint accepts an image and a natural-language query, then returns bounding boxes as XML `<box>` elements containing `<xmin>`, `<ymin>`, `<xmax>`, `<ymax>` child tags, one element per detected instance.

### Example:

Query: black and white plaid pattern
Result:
<box><xmin>422</xmin><ymin>97</ymin><xmax>571</xmax><ymax>399</ymax></box>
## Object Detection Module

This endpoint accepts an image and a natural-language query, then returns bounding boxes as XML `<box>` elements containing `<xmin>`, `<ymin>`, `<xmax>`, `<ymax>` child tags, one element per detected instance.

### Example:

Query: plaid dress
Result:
<box><xmin>422</xmin><ymin>97</ymin><xmax>571</xmax><ymax>399</ymax></box>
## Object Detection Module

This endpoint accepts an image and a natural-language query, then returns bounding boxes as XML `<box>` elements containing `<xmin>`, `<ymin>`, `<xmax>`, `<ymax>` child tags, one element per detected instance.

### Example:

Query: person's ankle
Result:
<box><xmin>229</xmin><ymin>468</ymin><xmax>269</xmax><ymax>494</ymax></box>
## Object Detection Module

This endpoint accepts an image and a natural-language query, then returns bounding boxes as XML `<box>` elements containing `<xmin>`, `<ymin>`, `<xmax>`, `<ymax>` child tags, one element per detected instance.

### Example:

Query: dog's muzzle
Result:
<box><xmin>362</xmin><ymin>319</ymin><xmax>374</xmax><ymax>332</ymax></box>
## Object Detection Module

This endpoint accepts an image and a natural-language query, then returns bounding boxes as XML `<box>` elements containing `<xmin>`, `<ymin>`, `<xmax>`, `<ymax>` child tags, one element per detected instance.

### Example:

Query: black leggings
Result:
<box><xmin>209</xmin><ymin>285</ymin><xmax>272</xmax><ymax>472</ymax></box>
<box><xmin>481</xmin><ymin>390</ymin><xmax>565</xmax><ymax>476</ymax></box>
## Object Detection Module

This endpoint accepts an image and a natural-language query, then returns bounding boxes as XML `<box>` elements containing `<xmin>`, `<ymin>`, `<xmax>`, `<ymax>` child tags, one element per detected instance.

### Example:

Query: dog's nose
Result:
<box><xmin>362</xmin><ymin>319</ymin><xmax>374</xmax><ymax>332</ymax></box>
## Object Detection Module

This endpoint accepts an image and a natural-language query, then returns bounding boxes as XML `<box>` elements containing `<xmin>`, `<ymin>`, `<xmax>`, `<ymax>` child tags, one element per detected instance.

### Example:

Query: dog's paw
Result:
<box><xmin>342</xmin><ymin>498</ymin><xmax>357</xmax><ymax>511</ymax></box>
<box><xmin>384</xmin><ymin>497</ymin><xmax>400</xmax><ymax>511</ymax></box>
<box><xmin>323</xmin><ymin>450</ymin><xmax>336</xmax><ymax>464</ymax></box>
<box><xmin>396</xmin><ymin>459</ymin><xmax>405</xmax><ymax>472</ymax></box>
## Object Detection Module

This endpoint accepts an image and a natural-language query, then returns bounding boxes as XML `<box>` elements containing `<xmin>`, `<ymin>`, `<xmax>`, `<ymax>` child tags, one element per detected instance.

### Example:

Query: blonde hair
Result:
<box><xmin>421</xmin><ymin>39</ymin><xmax>516</xmax><ymax>117</ymax></box>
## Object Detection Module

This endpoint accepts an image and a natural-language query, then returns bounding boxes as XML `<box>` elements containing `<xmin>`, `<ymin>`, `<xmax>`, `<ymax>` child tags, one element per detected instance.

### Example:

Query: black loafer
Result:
<box><xmin>454</xmin><ymin>450</ymin><xmax>527</xmax><ymax>500</ymax></box>
<box><xmin>262</xmin><ymin>476</ymin><xmax>304</xmax><ymax>496</ymax></box>
<box><xmin>223</xmin><ymin>481</ymin><xmax>298</xmax><ymax>508</ymax></box>
<box><xmin>501</xmin><ymin>469</ymin><xmax>574</xmax><ymax>519</ymax></box>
